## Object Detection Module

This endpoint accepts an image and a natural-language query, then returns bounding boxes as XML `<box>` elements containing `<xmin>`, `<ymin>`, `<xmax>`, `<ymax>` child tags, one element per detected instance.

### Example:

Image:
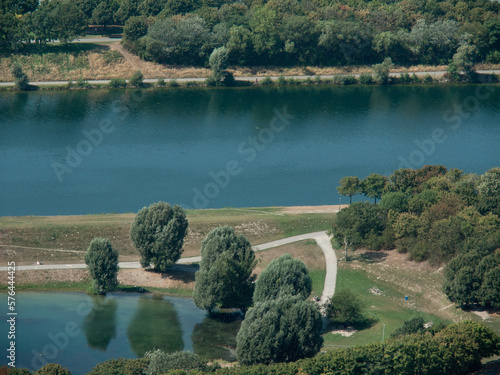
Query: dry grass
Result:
<box><xmin>2</xmin><ymin>41</ymin><xmax>499</xmax><ymax>83</ymax></box>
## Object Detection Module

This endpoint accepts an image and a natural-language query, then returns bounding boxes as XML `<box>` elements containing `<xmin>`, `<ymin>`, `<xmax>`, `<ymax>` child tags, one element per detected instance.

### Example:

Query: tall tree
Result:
<box><xmin>361</xmin><ymin>173</ymin><xmax>388</xmax><ymax>203</ymax></box>
<box><xmin>253</xmin><ymin>254</ymin><xmax>312</xmax><ymax>303</ymax></box>
<box><xmin>337</xmin><ymin>176</ymin><xmax>361</xmax><ymax>204</ymax></box>
<box><xmin>236</xmin><ymin>295</ymin><xmax>323</xmax><ymax>365</ymax></box>
<box><xmin>193</xmin><ymin>226</ymin><xmax>256</xmax><ymax>314</ymax></box>
<box><xmin>84</xmin><ymin>238</ymin><xmax>119</xmax><ymax>295</ymax></box>
<box><xmin>130</xmin><ymin>202</ymin><xmax>188</xmax><ymax>272</ymax></box>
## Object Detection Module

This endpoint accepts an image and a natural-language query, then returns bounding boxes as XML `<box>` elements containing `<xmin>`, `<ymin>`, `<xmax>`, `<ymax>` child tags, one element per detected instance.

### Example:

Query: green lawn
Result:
<box><xmin>322</xmin><ymin>267</ymin><xmax>451</xmax><ymax>348</ymax></box>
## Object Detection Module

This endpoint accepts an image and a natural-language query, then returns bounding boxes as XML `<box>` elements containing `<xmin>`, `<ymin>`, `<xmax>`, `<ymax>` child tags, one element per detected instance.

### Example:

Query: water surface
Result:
<box><xmin>0</xmin><ymin>85</ymin><xmax>498</xmax><ymax>215</ymax></box>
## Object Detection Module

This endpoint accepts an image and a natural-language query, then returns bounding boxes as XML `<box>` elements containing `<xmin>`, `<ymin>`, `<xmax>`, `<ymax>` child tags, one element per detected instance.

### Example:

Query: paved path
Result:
<box><xmin>1</xmin><ymin>69</ymin><xmax>499</xmax><ymax>87</ymax></box>
<box><xmin>0</xmin><ymin>231</ymin><xmax>337</xmax><ymax>303</ymax></box>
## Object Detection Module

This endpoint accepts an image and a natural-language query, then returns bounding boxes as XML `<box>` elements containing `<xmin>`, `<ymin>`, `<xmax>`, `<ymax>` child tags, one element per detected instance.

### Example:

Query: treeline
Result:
<box><xmin>2</xmin><ymin>0</ymin><xmax>500</xmax><ymax>68</ymax></box>
<box><xmin>9</xmin><ymin>321</ymin><xmax>499</xmax><ymax>375</ymax></box>
<box><xmin>333</xmin><ymin>165</ymin><xmax>500</xmax><ymax>310</ymax></box>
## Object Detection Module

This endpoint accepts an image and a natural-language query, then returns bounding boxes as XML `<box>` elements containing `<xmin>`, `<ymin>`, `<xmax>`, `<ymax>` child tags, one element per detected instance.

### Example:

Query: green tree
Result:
<box><xmin>325</xmin><ymin>289</ymin><xmax>365</xmax><ymax>327</ymax></box>
<box><xmin>372</xmin><ymin>57</ymin><xmax>394</xmax><ymax>84</ymax></box>
<box><xmin>361</xmin><ymin>173</ymin><xmax>388</xmax><ymax>203</ymax></box>
<box><xmin>236</xmin><ymin>295</ymin><xmax>323</xmax><ymax>365</ymax></box>
<box><xmin>129</xmin><ymin>70</ymin><xmax>143</xmax><ymax>87</ymax></box>
<box><xmin>390</xmin><ymin>317</ymin><xmax>425</xmax><ymax>338</ymax></box>
<box><xmin>206</xmin><ymin>46</ymin><xmax>234</xmax><ymax>86</ymax></box>
<box><xmin>380</xmin><ymin>191</ymin><xmax>409</xmax><ymax>213</ymax></box>
<box><xmin>452</xmin><ymin>42</ymin><xmax>478</xmax><ymax>79</ymax></box>
<box><xmin>84</xmin><ymin>238</ymin><xmax>119</xmax><ymax>295</ymax></box>
<box><xmin>130</xmin><ymin>202</ymin><xmax>188</xmax><ymax>272</ymax></box>
<box><xmin>481</xmin><ymin>266</ymin><xmax>500</xmax><ymax>311</ymax></box>
<box><xmin>193</xmin><ymin>226</ymin><xmax>256</xmax><ymax>314</ymax></box>
<box><xmin>253</xmin><ymin>254</ymin><xmax>312</xmax><ymax>304</ymax></box>
<box><xmin>123</xmin><ymin>16</ymin><xmax>147</xmax><ymax>41</ymax></box>
<box><xmin>91</xmin><ymin>0</ymin><xmax>118</xmax><ymax>30</ymax></box>
<box><xmin>35</xmin><ymin>364</ymin><xmax>71</xmax><ymax>375</ymax></box>
<box><xmin>479</xmin><ymin>167</ymin><xmax>500</xmax><ymax>197</ymax></box>
<box><xmin>10</xmin><ymin>63</ymin><xmax>29</xmax><ymax>91</ymax></box>
<box><xmin>337</xmin><ymin>176</ymin><xmax>361</xmax><ymax>204</ymax></box>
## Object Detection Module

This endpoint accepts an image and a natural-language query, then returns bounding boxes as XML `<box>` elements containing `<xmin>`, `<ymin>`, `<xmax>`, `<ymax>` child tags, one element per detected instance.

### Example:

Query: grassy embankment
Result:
<box><xmin>2</xmin><ymin>41</ymin><xmax>500</xmax><ymax>87</ymax></box>
<box><xmin>0</xmin><ymin>208</ymin><xmax>333</xmax><ymax>297</ymax></box>
<box><xmin>0</xmin><ymin>207</ymin><xmax>498</xmax><ymax>350</ymax></box>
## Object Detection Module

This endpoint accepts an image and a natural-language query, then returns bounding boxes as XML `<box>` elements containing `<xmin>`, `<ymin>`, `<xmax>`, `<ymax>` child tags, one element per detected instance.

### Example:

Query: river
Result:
<box><xmin>1</xmin><ymin>84</ymin><xmax>498</xmax><ymax>216</ymax></box>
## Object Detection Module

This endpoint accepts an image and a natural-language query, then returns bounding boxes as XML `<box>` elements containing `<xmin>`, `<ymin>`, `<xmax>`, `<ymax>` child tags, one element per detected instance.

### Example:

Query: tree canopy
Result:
<box><xmin>84</xmin><ymin>237</ymin><xmax>119</xmax><ymax>294</ymax></box>
<box><xmin>236</xmin><ymin>295</ymin><xmax>323</xmax><ymax>366</ymax></box>
<box><xmin>130</xmin><ymin>201</ymin><xmax>188</xmax><ymax>272</ymax></box>
<box><xmin>193</xmin><ymin>226</ymin><xmax>256</xmax><ymax>314</ymax></box>
<box><xmin>253</xmin><ymin>253</ymin><xmax>312</xmax><ymax>304</ymax></box>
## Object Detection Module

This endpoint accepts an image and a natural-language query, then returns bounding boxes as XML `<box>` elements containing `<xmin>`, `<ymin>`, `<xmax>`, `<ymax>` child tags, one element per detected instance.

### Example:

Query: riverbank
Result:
<box><xmin>1</xmin><ymin>69</ymin><xmax>499</xmax><ymax>91</ymax></box>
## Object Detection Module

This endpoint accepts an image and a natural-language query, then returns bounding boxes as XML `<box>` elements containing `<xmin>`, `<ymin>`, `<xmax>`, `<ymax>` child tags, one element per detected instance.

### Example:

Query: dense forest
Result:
<box><xmin>1</xmin><ymin>0</ymin><xmax>500</xmax><ymax>67</ymax></box>
<box><xmin>333</xmin><ymin>166</ymin><xmax>500</xmax><ymax>310</ymax></box>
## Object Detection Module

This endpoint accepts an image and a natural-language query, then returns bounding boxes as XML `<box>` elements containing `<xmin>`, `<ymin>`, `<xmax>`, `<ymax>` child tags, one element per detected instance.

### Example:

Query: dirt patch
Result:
<box><xmin>330</xmin><ymin>327</ymin><xmax>357</xmax><ymax>337</ymax></box>
<box><xmin>279</xmin><ymin>205</ymin><xmax>347</xmax><ymax>214</ymax></box>
<box><xmin>118</xmin><ymin>268</ymin><xmax>195</xmax><ymax>290</ymax></box>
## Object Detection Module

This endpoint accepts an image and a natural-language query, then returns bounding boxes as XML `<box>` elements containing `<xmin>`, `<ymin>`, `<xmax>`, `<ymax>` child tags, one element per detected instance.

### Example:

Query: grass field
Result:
<box><xmin>0</xmin><ymin>208</ymin><xmax>334</xmax><ymax>264</ymax></box>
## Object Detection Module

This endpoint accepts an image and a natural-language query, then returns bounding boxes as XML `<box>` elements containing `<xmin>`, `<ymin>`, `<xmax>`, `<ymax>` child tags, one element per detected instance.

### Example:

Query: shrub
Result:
<box><xmin>108</xmin><ymin>78</ymin><xmax>127</xmax><ymax>88</ymax></box>
<box><xmin>412</xmin><ymin>73</ymin><xmax>421</xmax><ymax>83</ymax></box>
<box><xmin>130</xmin><ymin>202</ymin><xmax>188</xmax><ymax>272</ymax></box>
<box><xmin>372</xmin><ymin>57</ymin><xmax>394</xmax><ymax>84</ymax></box>
<box><xmin>87</xmin><ymin>358</ymin><xmax>149</xmax><ymax>375</ymax></box>
<box><xmin>287</xmin><ymin>77</ymin><xmax>300</xmax><ymax>85</ymax></box>
<box><xmin>11</xmin><ymin>63</ymin><xmax>29</xmax><ymax>90</ymax></box>
<box><xmin>129</xmin><ymin>70</ymin><xmax>143</xmax><ymax>87</ymax></box>
<box><xmin>314</xmin><ymin>75</ymin><xmax>322</xmax><ymax>84</ymax></box>
<box><xmin>157</xmin><ymin>78</ymin><xmax>165</xmax><ymax>86</ymax></box>
<box><xmin>359</xmin><ymin>73</ymin><xmax>373</xmax><ymax>84</ymax></box>
<box><xmin>261</xmin><ymin>76</ymin><xmax>273</xmax><ymax>85</ymax></box>
<box><xmin>391</xmin><ymin>317</ymin><xmax>425</xmax><ymax>338</ymax></box>
<box><xmin>34</xmin><ymin>364</ymin><xmax>71</xmax><ymax>375</ymax></box>
<box><xmin>145</xmin><ymin>350</ymin><xmax>219</xmax><ymax>374</ymax></box>
<box><xmin>277</xmin><ymin>75</ymin><xmax>286</xmax><ymax>85</ymax></box>
<box><xmin>423</xmin><ymin>73</ymin><xmax>433</xmax><ymax>83</ymax></box>
<box><xmin>324</xmin><ymin>289</ymin><xmax>366</xmax><ymax>327</ymax></box>
<box><xmin>400</xmin><ymin>72</ymin><xmax>412</xmax><ymax>83</ymax></box>
<box><xmin>101</xmin><ymin>50</ymin><xmax>124</xmax><ymax>64</ymax></box>
<box><xmin>168</xmin><ymin>79</ymin><xmax>179</xmax><ymax>87</ymax></box>
<box><xmin>343</xmin><ymin>75</ymin><xmax>358</xmax><ymax>85</ymax></box>
<box><xmin>76</xmin><ymin>77</ymin><xmax>88</xmax><ymax>88</ymax></box>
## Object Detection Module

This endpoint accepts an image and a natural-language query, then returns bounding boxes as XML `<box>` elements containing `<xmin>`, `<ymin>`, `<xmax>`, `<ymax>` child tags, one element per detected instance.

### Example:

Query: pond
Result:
<box><xmin>0</xmin><ymin>291</ymin><xmax>240</xmax><ymax>374</ymax></box>
<box><xmin>0</xmin><ymin>84</ymin><xmax>499</xmax><ymax>216</ymax></box>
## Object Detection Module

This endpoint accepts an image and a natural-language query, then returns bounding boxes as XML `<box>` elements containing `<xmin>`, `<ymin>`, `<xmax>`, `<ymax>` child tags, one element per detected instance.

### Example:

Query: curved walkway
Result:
<box><xmin>0</xmin><ymin>231</ymin><xmax>337</xmax><ymax>303</ymax></box>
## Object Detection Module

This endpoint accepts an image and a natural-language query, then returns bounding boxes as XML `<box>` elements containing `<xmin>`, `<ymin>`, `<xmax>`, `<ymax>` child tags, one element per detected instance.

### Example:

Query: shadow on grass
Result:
<box><xmin>324</xmin><ymin>316</ymin><xmax>377</xmax><ymax>332</ymax></box>
<box><xmin>3</xmin><ymin>42</ymin><xmax>108</xmax><ymax>57</ymax></box>
<box><xmin>144</xmin><ymin>264</ymin><xmax>199</xmax><ymax>284</ymax></box>
<box><xmin>355</xmin><ymin>250</ymin><xmax>389</xmax><ymax>263</ymax></box>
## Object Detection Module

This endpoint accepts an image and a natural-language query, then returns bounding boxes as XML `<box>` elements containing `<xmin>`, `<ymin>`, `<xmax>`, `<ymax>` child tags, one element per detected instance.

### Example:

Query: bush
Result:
<box><xmin>168</xmin><ymin>79</ymin><xmax>179</xmax><ymax>87</ymax></box>
<box><xmin>277</xmin><ymin>75</ymin><xmax>286</xmax><ymax>85</ymax></box>
<box><xmin>157</xmin><ymin>78</ymin><xmax>165</xmax><ymax>86</ymax></box>
<box><xmin>253</xmin><ymin>254</ymin><xmax>312</xmax><ymax>303</ymax></box>
<box><xmin>391</xmin><ymin>317</ymin><xmax>425</xmax><ymax>338</ymax></box>
<box><xmin>313</xmin><ymin>75</ymin><xmax>322</xmax><ymax>84</ymax></box>
<box><xmin>129</xmin><ymin>70</ymin><xmax>143</xmax><ymax>87</ymax></box>
<box><xmin>11</xmin><ymin>63</ymin><xmax>29</xmax><ymax>90</ymax></box>
<box><xmin>236</xmin><ymin>296</ymin><xmax>323</xmax><ymax>365</ymax></box>
<box><xmin>359</xmin><ymin>73</ymin><xmax>373</xmax><ymax>84</ymax></box>
<box><xmin>372</xmin><ymin>57</ymin><xmax>394</xmax><ymax>84</ymax></box>
<box><xmin>423</xmin><ymin>73</ymin><xmax>433</xmax><ymax>83</ymax></box>
<box><xmin>34</xmin><ymin>364</ymin><xmax>71</xmax><ymax>375</ymax></box>
<box><xmin>325</xmin><ymin>289</ymin><xmax>366</xmax><ymax>327</ymax></box>
<box><xmin>76</xmin><ymin>77</ymin><xmax>88</xmax><ymax>88</ymax></box>
<box><xmin>130</xmin><ymin>202</ymin><xmax>188</xmax><ymax>272</ymax></box>
<box><xmin>261</xmin><ymin>76</ymin><xmax>273</xmax><ymax>85</ymax></box>
<box><xmin>412</xmin><ymin>73</ymin><xmax>421</xmax><ymax>83</ymax></box>
<box><xmin>145</xmin><ymin>350</ymin><xmax>219</xmax><ymax>374</ymax></box>
<box><xmin>400</xmin><ymin>72</ymin><xmax>412</xmax><ymax>83</ymax></box>
<box><xmin>108</xmin><ymin>78</ymin><xmax>127</xmax><ymax>88</ymax></box>
<box><xmin>87</xmin><ymin>358</ymin><xmax>149</xmax><ymax>375</ymax></box>
<box><xmin>343</xmin><ymin>75</ymin><xmax>358</xmax><ymax>84</ymax></box>
<box><xmin>84</xmin><ymin>238</ymin><xmax>119</xmax><ymax>294</ymax></box>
